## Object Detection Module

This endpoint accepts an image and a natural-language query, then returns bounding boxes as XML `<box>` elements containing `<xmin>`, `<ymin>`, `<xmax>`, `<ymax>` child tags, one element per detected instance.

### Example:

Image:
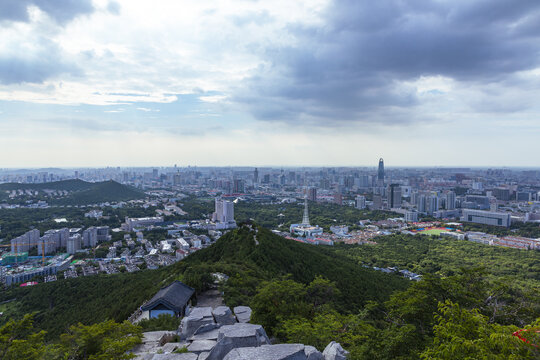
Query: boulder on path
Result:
<box><xmin>232</xmin><ymin>306</ymin><xmax>252</xmax><ymax>323</ymax></box>
<box><xmin>180</xmin><ymin>307</ymin><xmax>215</xmax><ymax>339</ymax></box>
<box><xmin>304</xmin><ymin>346</ymin><xmax>324</xmax><ymax>360</ymax></box>
<box><xmin>212</xmin><ymin>306</ymin><xmax>236</xmax><ymax>325</ymax></box>
<box><xmin>206</xmin><ymin>323</ymin><xmax>270</xmax><ymax>360</ymax></box>
<box><xmin>223</xmin><ymin>344</ymin><xmax>310</xmax><ymax>360</ymax></box>
<box><xmin>322</xmin><ymin>342</ymin><xmax>349</xmax><ymax>360</ymax></box>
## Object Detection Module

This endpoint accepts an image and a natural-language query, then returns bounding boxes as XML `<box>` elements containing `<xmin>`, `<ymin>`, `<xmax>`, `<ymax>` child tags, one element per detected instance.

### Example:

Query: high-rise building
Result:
<box><xmin>387</xmin><ymin>184</ymin><xmax>402</xmax><ymax>209</ymax></box>
<box><xmin>67</xmin><ymin>235</ymin><xmax>82</xmax><ymax>254</ymax></box>
<box><xmin>83</xmin><ymin>227</ymin><xmax>98</xmax><ymax>247</ymax></box>
<box><xmin>333</xmin><ymin>193</ymin><xmax>343</xmax><ymax>205</ymax></box>
<box><xmin>427</xmin><ymin>195</ymin><xmax>439</xmax><ymax>215</ymax></box>
<box><xmin>233</xmin><ymin>179</ymin><xmax>245</xmax><ymax>193</ymax></box>
<box><xmin>213</xmin><ymin>198</ymin><xmax>235</xmax><ymax>225</ymax></box>
<box><xmin>417</xmin><ymin>194</ymin><xmax>426</xmax><ymax>213</ymax></box>
<box><xmin>446</xmin><ymin>191</ymin><xmax>456</xmax><ymax>210</ymax></box>
<box><xmin>355</xmin><ymin>195</ymin><xmax>366</xmax><ymax>209</ymax></box>
<box><xmin>377</xmin><ymin>158</ymin><xmax>385</xmax><ymax>185</ymax></box>
<box><xmin>307</xmin><ymin>187</ymin><xmax>317</xmax><ymax>202</ymax></box>
<box><xmin>253</xmin><ymin>168</ymin><xmax>259</xmax><ymax>184</ymax></box>
<box><xmin>372</xmin><ymin>195</ymin><xmax>382</xmax><ymax>210</ymax></box>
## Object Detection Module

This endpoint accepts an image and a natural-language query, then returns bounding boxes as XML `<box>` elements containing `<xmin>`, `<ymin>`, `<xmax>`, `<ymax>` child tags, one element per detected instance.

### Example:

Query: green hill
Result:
<box><xmin>0</xmin><ymin>179</ymin><xmax>145</xmax><ymax>205</ymax></box>
<box><xmin>177</xmin><ymin>225</ymin><xmax>409</xmax><ymax>311</ymax></box>
<box><xmin>53</xmin><ymin>180</ymin><xmax>145</xmax><ymax>205</ymax></box>
<box><xmin>0</xmin><ymin>179</ymin><xmax>93</xmax><ymax>192</ymax></box>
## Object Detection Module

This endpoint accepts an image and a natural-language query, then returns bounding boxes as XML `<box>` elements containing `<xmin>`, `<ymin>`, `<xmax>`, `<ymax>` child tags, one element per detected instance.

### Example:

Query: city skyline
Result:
<box><xmin>2</xmin><ymin>1</ymin><xmax>540</xmax><ymax>167</ymax></box>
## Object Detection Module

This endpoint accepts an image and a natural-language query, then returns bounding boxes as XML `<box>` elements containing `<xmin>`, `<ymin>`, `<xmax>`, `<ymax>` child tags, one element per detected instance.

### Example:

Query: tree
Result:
<box><xmin>60</xmin><ymin>320</ymin><xmax>142</xmax><ymax>360</ymax></box>
<box><xmin>250</xmin><ymin>278</ymin><xmax>311</xmax><ymax>337</ymax></box>
<box><xmin>420</xmin><ymin>300</ymin><xmax>539</xmax><ymax>360</ymax></box>
<box><xmin>0</xmin><ymin>315</ymin><xmax>52</xmax><ymax>360</ymax></box>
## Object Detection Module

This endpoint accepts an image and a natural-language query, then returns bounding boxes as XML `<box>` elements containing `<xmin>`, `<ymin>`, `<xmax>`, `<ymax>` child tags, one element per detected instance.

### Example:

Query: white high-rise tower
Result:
<box><xmin>301</xmin><ymin>196</ymin><xmax>310</xmax><ymax>226</ymax></box>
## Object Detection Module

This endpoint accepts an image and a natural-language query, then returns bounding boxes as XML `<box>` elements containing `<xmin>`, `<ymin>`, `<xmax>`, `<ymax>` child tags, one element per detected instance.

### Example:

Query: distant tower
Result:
<box><xmin>253</xmin><ymin>168</ymin><xmax>259</xmax><ymax>184</ymax></box>
<box><xmin>378</xmin><ymin>158</ymin><xmax>384</xmax><ymax>181</ymax></box>
<box><xmin>377</xmin><ymin>158</ymin><xmax>385</xmax><ymax>186</ymax></box>
<box><xmin>301</xmin><ymin>196</ymin><xmax>310</xmax><ymax>226</ymax></box>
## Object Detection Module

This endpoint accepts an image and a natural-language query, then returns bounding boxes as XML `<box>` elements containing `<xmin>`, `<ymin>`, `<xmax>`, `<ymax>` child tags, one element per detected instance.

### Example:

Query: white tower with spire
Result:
<box><xmin>301</xmin><ymin>196</ymin><xmax>310</xmax><ymax>226</ymax></box>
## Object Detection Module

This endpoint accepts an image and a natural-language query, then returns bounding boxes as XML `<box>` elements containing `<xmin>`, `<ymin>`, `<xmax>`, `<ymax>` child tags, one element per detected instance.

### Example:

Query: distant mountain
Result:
<box><xmin>0</xmin><ymin>179</ymin><xmax>145</xmax><ymax>205</ymax></box>
<box><xmin>0</xmin><ymin>179</ymin><xmax>93</xmax><ymax>192</ymax></box>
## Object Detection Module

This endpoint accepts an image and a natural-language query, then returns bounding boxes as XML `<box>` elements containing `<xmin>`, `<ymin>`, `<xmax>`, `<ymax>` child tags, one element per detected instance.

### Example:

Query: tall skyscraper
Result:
<box><xmin>307</xmin><ymin>187</ymin><xmax>317</xmax><ymax>202</ymax></box>
<box><xmin>388</xmin><ymin>184</ymin><xmax>402</xmax><ymax>209</ymax></box>
<box><xmin>253</xmin><ymin>168</ymin><xmax>259</xmax><ymax>184</ymax></box>
<box><xmin>377</xmin><ymin>158</ymin><xmax>385</xmax><ymax>185</ymax></box>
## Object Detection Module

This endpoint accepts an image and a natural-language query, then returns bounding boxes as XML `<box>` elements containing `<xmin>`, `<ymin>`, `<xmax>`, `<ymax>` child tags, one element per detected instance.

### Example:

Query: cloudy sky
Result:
<box><xmin>1</xmin><ymin>0</ymin><xmax>540</xmax><ymax>167</ymax></box>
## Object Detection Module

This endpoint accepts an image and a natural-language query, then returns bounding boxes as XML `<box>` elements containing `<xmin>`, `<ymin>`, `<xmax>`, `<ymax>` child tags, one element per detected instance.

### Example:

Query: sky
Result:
<box><xmin>1</xmin><ymin>0</ymin><xmax>540</xmax><ymax>168</ymax></box>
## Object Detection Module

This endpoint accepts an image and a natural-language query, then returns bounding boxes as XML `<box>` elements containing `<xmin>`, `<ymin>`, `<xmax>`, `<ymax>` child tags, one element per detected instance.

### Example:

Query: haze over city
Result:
<box><xmin>1</xmin><ymin>0</ymin><xmax>540</xmax><ymax>167</ymax></box>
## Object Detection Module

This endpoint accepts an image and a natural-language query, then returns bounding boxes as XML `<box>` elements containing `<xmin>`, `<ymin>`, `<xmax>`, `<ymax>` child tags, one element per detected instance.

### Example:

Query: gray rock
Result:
<box><xmin>189</xmin><ymin>328</ymin><xmax>220</xmax><ymax>342</ymax></box>
<box><xmin>206</xmin><ymin>323</ymin><xmax>270</xmax><ymax>360</ymax></box>
<box><xmin>322</xmin><ymin>342</ymin><xmax>349</xmax><ymax>360</ymax></box>
<box><xmin>161</xmin><ymin>342</ymin><xmax>189</xmax><ymax>354</ymax></box>
<box><xmin>151</xmin><ymin>353</ymin><xmax>198</xmax><ymax>360</ymax></box>
<box><xmin>304</xmin><ymin>346</ymin><xmax>324</xmax><ymax>360</ymax></box>
<box><xmin>187</xmin><ymin>340</ymin><xmax>218</xmax><ymax>354</ymax></box>
<box><xmin>212</xmin><ymin>306</ymin><xmax>236</xmax><ymax>325</ymax></box>
<box><xmin>223</xmin><ymin>344</ymin><xmax>307</xmax><ymax>360</ymax></box>
<box><xmin>233</xmin><ymin>306</ymin><xmax>252</xmax><ymax>323</ymax></box>
<box><xmin>134</xmin><ymin>354</ymin><xmax>155</xmax><ymax>360</ymax></box>
<box><xmin>194</xmin><ymin>323</ymin><xmax>220</xmax><ymax>335</ymax></box>
<box><xmin>180</xmin><ymin>307</ymin><xmax>215</xmax><ymax>339</ymax></box>
<box><xmin>198</xmin><ymin>352</ymin><xmax>209</xmax><ymax>360</ymax></box>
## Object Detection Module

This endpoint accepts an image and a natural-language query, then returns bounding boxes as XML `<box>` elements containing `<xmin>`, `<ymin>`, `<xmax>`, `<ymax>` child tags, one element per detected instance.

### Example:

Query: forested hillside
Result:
<box><xmin>178</xmin><ymin>225</ymin><xmax>409</xmax><ymax>311</ymax></box>
<box><xmin>0</xmin><ymin>225</ymin><xmax>539</xmax><ymax>359</ymax></box>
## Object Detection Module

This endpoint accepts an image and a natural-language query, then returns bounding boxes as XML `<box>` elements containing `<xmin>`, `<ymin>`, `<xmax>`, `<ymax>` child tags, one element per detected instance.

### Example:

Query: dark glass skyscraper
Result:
<box><xmin>377</xmin><ymin>158</ymin><xmax>385</xmax><ymax>182</ymax></box>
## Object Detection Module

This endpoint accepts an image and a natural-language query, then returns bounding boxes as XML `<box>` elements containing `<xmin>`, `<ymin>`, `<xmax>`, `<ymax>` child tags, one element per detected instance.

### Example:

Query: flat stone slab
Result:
<box><xmin>189</xmin><ymin>328</ymin><xmax>220</xmax><ymax>342</ymax></box>
<box><xmin>198</xmin><ymin>352</ymin><xmax>209</xmax><ymax>360</ymax></box>
<box><xmin>233</xmin><ymin>306</ymin><xmax>252</xmax><ymax>323</ymax></box>
<box><xmin>187</xmin><ymin>340</ymin><xmax>217</xmax><ymax>353</ymax></box>
<box><xmin>188</xmin><ymin>307</ymin><xmax>214</xmax><ymax>318</ymax></box>
<box><xmin>223</xmin><ymin>344</ymin><xmax>308</xmax><ymax>360</ymax></box>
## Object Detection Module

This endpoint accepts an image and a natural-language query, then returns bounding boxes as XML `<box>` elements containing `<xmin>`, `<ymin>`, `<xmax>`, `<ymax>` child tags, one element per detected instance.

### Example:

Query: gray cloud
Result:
<box><xmin>0</xmin><ymin>0</ymin><xmax>94</xmax><ymax>24</ymax></box>
<box><xmin>235</xmin><ymin>0</ymin><xmax>540</xmax><ymax>125</ymax></box>
<box><xmin>0</xmin><ymin>39</ymin><xmax>80</xmax><ymax>84</ymax></box>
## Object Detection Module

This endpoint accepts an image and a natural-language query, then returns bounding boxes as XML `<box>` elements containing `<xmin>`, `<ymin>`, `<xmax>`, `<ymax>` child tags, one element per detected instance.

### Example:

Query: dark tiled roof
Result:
<box><xmin>141</xmin><ymin>280</ymin><xmax>195</xmax><ymax>312</ymax></box>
